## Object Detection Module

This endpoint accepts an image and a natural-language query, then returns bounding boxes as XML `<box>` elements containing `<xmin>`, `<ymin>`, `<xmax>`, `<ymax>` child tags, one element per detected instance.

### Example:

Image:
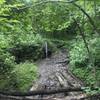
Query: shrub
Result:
<box><xmin>69</xmin><ymin>39</ymin><xmax>88</xmax><ymax>68</ymax></box>
<box><xmin>8</xmin><ymin>43</ymin><xmax>43</xmax><ymax>63</ymax></box>
<box><xmin>0</xmin><ymin>50</ymin><xmax>15</xmax><ymax>75</ymax></box>
<box><xmin>89</xmin><ymin>37</ymin><xmax>100</xmax><ymax>67</ymax></box>
<box><xmin>0</xmin><ymin>73</ymin><xmax>17</xmax><ymax>91</ymax></box>
<box><xmin>0</xmin><ymin>49</ymin><xmax>16</xmax><ymax>90</ymax></box>
<box><xmin>70</xmin><ymin>37</ymin><xmax>100</xmax><ymax>68</ymax></box>
<box><xmin>69</xmin><ymin>37</ymin><xmax>100</xmax><ymax>86</ymax></box>
<box><xmin>8</xmin><ymin>41</ymin><xmax>55</xmax><ymax>63</ymax></box>
<box><xmin>13</xmin><ymin>62</ymin><xmax>38</xmax><ymax>91</ymax></box>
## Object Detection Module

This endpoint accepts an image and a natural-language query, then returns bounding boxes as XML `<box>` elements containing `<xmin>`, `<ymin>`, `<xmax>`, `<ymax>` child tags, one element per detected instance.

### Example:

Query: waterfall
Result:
<box><xmin>45</xmin><ymin>42</ymin><xmax>48</xmax><ymax>58</ymax></box>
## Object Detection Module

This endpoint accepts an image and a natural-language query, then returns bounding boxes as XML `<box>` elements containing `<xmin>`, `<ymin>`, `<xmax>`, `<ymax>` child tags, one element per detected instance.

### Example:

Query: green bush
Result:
<box><xmin>69</xmin><ymin>39</ymin><xmax>88</xmax><ymax>68</ymax></box>
<box><xmin>8</xmin><ymin>43</ymin><xmax>43</xmax><ymax>63</ymax></box>
<box><xmin>89</xmin><ymin>37</ymin><xmax>100</xmax><ymax>67</ymax></box>
<box><xmin>8</xmin><ymin>41</ymin><xmax>55</xmax><ymax>63</ymax></box>
<box><xmin>69</xmin><ymin>37</ymin><xmax>100</xmax><ymax>86</ymax></box>
<box><xmin>13</xmin><ymin>62</ymin><xmax>38</xmax><ymax>91</ymax></box>
<box><xmin>0</xmin><ymin>34</ymin><xmax>15</xmax><ymax>74</ymax></box>
<box><xmin>18</xmin><ymin>33</ymin><xmax>45</xmax><ymax>44</ymax></box>
<box><xmin>70</xmin><ymin>37</ymin><xmax>100</xmax><ymax>68</ymax></box>
<box><xmin>0</xmin><ymin>50</ymin><xmax>17</xmax><ymax>90</ymax></box>
<box><xmin>0</xmin><ymin>34</ymin><xmax>17</xmax><ymax>90</ymax></box>
<box><xmin>0</xmin><ymin>50</ymin><xmax>15</xmax><ymax>75</ymax></box>
<box><xmin>72</xmin><ymin>67</ymin><xmax>96</xmax><ymax>86</ymax></box>
<box><xmin>0</xmin><ymin>74</ymin><xmax>17</xmax><ymax>91</ymax></box>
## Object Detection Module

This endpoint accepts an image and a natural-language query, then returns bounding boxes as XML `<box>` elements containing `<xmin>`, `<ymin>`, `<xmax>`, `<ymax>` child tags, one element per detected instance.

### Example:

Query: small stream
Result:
<box><xmin>0</xmin><ymin>50</ymin><xmax>98</xmax><ymax>100</ymax></box>
<box><xmin>30</xmin><ymin>50</ymin><xmax>85</xmax><ymax>100</ymax></box>
<box><xmin>45</xmin><ymin>41</ymin><xmax>48</xmax><ymax>58</ymax></box>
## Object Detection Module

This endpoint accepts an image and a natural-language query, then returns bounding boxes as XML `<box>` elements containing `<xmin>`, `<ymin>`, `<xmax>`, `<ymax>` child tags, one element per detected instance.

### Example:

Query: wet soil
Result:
<box><xmin>30</xmin><ymin>50</ymin><xmax>85</xmax><ymax>100</ymax></box>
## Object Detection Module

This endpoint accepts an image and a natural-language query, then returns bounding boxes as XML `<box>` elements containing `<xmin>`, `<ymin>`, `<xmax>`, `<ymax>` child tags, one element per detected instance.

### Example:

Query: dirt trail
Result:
<box><xmin>30</xmin><ymin>50</ymin><xmax>85</xmax><ymax>100</ymax></box>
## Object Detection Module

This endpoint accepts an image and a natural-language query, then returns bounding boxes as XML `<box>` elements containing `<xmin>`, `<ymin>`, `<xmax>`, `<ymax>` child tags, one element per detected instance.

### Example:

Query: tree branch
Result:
<box><xmin>73</xmin><ymin>3</ymin><xmax>99</xmax><ymax>35</ymax></box>
<box><xmin>0</xmin><ymin>15</ymin><xmax>12</xmax><ymax>19</ymax></box>
<box><xmin>72</xmin><ymin>17</ymin><xmax>90</xmax><ymax>54</ymax></box>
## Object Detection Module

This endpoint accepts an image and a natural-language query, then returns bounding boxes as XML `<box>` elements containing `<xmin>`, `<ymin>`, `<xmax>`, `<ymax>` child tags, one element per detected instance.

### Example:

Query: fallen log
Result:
<box><xmin>0</xmin><ymin>87</ymin><xmax>82</xmax><ymax>96</ymax></box>
<box><xmin>55</xmin><ymin>72</ymin><xmax>69</xmax><ymax>87</ymax></box>
<box><xmin>80</xmin><ymin>93</ymin><xmax>100</xmax><ymax>100</ymax></box>
<box><xmin>0</xmin><ymin>95</ymin><xmax>30</xmax><ymax>100</ymax></box>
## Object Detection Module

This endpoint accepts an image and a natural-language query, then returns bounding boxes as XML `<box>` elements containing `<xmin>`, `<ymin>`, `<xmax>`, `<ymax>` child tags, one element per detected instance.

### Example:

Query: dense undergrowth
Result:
<box><xmin>0</xmin><ymin>33</ymin><xmax>55</xmax><ymax>91</ymax></box>
<box><xmin>69</xmin><ymin>36</ymin><xmax>100</xmax><ymax>87</ymax></box>
<box><xmin>14</xmin><ymin>62</ymin><xmax>38</xmax><ymax>91</ymax></box>
<box><xmin>0</xmin><ymin>34</ymin><xmax>40</xmax><ymax>91</ymax></box>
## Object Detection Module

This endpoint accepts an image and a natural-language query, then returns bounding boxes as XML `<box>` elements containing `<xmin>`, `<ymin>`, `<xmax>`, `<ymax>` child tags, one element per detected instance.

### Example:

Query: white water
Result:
<box><xmin>45</xmin><ymin>42</ymin><xmax>48</xmax><ymax>58</ymax></box>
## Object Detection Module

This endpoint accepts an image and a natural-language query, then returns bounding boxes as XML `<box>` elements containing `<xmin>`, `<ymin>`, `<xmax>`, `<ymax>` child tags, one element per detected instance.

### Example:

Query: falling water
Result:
<box><xmin>45</xmin><ymin>41</ymin><xmax>48</xmax><ymax>58</ymax></box>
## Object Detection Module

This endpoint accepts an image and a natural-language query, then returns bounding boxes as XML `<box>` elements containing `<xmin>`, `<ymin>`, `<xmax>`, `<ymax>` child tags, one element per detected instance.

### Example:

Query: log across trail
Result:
<box><xmin>0</xmin><ymin>50</ymin><xmax>99</xmax><ymax>100</ymax></box>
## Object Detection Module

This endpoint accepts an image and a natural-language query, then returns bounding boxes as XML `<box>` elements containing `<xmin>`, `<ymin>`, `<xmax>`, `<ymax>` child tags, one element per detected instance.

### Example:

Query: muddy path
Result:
<box><xmin>30</xmin><ymin>50</ymin><xmax>85</xmax><ymax>100</ymax></box>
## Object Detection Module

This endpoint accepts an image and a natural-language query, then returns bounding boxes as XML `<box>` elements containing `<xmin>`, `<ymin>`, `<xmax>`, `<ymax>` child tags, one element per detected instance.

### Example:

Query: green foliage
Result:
<box><xmin>17</xmin><ymin>33</ymin><xmax>45</xmax><ymax>44</ymax></box>
<box><xmin>9</xmin><ymin>43</ymin><xmax>43</xmax><ymax>63</ymax></box>
<box><xmin>13</xmin><ymin>62</ymin><xmax>38</xmax><ymax>91</ymax></box>
<box><xmin>0</xmin><ymin>0</ymin><xmax>100</xmax><ymax>93</ymax></box>
<box><xmin>72</xmin><ymin>67</ymin><xmax>96</xmax><ymax>86</ymax></box>
<box><xmin>70</xmin><ymin>36</ymin><xmax>100</xmax><ymax>67</ymax></box>
<box><xmin>0</xmin><ymin>34</ymin><xmax>15</xmax><ymax>75</ymax></box>
<box><xmin>82</xmin><ymin>87</ymin><xmax>100</xmax><ymax>95</ymax></box>
<box><xmin>69</xmin><ymin>36</ymin><xmax>100</xmax><ymax>86</ymax></box>
<box><xmin>69</xmin><ymin>38</ymin><xmax>88</xmax><ymax>67</ymax></box>
<box><xmin>89</xmin><ymin>37</ymin><xmax>100</xmax><ymax>67</ymax></box>
<box><xmin>0</xmin><ymin>34</ymin><xmax>11</xmax><ymax>48</ymax></box>
<box><xmin>0</xmin><ymin>48</ymin><xmax>16</xmax><ymax>91</ymax></box>
<box><xmin>32</xmin><ymin>1</ymin><xmax>75</xmax><ymax>33</ymax></box>
<box><xmin>0</xmin><ymin>74</ymin><xmax>17</xmax><ymax>91</ymax></box>
<box><xmin>0</xmin><ymin>49</ymin><xmax>16</xmax><ymax>91</ymax></box>
<box><xmin>0</xmin><ymin>51</ymin><xmax>15</xmax><ymax>75</ymax></box>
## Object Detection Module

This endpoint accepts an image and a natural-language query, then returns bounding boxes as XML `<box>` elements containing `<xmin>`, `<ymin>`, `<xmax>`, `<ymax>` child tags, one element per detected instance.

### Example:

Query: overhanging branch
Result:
<box><xmin>73</xmin><ymin>3</ymin><xmax>99</xmax><ymax>35</ymax></box>
<box><xmin>17</xmin><ymin>0</ymin><xmax>77</xmax><ymax>10</ymax></box>
<box><xmin>72</xmin><ymin>17</ymin><xmax>90</xmax><ymax>54</ymax></box>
